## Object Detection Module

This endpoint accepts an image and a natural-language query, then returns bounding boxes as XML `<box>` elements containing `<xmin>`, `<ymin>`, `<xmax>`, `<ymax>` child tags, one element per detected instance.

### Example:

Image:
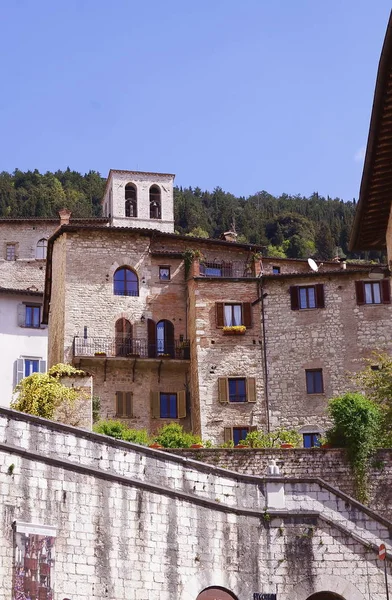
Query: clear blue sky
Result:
<box><xmin>0</xmin><ymin>1</ymin><xmax>390</xmax><ymax>201</ymax></box>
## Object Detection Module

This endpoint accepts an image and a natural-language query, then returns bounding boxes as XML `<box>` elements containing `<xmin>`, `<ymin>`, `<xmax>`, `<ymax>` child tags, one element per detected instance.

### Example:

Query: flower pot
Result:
<box><xmin>94</xmin><ymin>352</ymin><xmax>107</xmax><ymax>357</ymax></box>
<box><xmin>235</xmin><ymin>443</ymin><xmax>247</xmax><ymax>448</ymax></box>
<box><xmin>321</xmin><ymin>443</ymin><xmax>332</xmax><ymax>449</ymax></box>
<box><xmin>222</xmin><ymin>327</ymin><xmax>246</xmax><ymax>335</ymax></box>
<box><xmin>40</xmin><ymin>563</ymin><xmax>50</xmax><ymax>576</ymax></box>
<box><xmin>190</xmin><ymin>443</ymin><xmax>204</xmax><ymax>449</ymax></box>
<box><xmin>280</xmin><ymin>443</ymin><xmax>294</xmax><ymax>449</ymax></box>
<box><xmin>149</xmin><ymin>442</ymin><xmax>163</xmax><ymax>449</ymax></box>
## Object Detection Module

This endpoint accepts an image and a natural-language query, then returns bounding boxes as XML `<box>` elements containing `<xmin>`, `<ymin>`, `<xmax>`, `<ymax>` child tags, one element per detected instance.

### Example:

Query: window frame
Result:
<box><xmin>6</xmin><ymin>243</ymin><xmax>16</xmax><ymax>261</ymax></box>
<box><xmin>159</xmin><ymin>266</ymin><xmax>171</xmax><ymax>281</ymax></box>
<box><xmin>15</xmin><ymin>357</ymin><xmax>46</xmax><ymax>385</ymax></box>
<box><xmin>355</xmin><ymin>279</ymin><xmax>391</xmax><ymax>305</ymax></box>
<box><xmin>25</xmin><ymin>304</ymin><xmax>41</xmax><ymax>329</ymax></box>
<box><xmin>228</xmin><ymin>378</ymin><xmax>247</xmax><ymax>403</ymax></box>
<box><xmin>216</xmin><ymin>302</ymin><xmax>252</xmax><ymax>328</ymax></box>
<box><xmin>113</xmin><ymin>267</ymin><xmax>139</xmax><ymax>297</ymax></box>
<box><xmin>305</xmin><ymin>369</ymin><xmax>324</xmax><ymax>394</ymax></box>
<box><xmin>218</xmin><ymin>377</ymin><xmax>257</xmax><ymax>403</ymax></box>
<box><xmin>160</xmin><ymin>392</ymin><xmax>178</xmax><ymax>418</ymax></box>
<box><xmin>290</xmin><ymin>284</ymin><xmax>325</xmax><ymax>310</ymax></box>
<box><xmin>36</xmin><ymin>238</ymin><xmax>48</xmax><ymax>260</ymax></box>
<box><xmin>272</xmin><ymin>266</ymin><xmax>281</xmax><ymax>274</ymax></box>
<box><xmin>303</xmin><ymin>432</ymin><xmax>320</xmax><ymax>448</ymax></box>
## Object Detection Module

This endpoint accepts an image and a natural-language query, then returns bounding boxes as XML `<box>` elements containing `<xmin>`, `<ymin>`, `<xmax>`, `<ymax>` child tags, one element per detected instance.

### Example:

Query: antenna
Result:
<box><xmin>308</xmin><ymin>258</ymin><xmax>319</xmax><ymax>272</ymax></box>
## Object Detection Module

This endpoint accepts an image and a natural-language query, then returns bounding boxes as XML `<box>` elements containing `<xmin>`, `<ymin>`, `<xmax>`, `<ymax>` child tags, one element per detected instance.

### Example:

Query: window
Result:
<box><xmin>6</xmin><ymin>243</ymin><xmax>16</xmax><ymax>261</ymax></box>
<box><xmin>115</xmin><ymin>318</ymin><xmax>132</xmax><ymax>356</ymax></box>
<box><xmin>160</xmin><ymin>393</ymin><xmax>178</xmax><ymax>418</ymax></box>
<box><xmin>36</xmin><ymin>239</ymin><xmax>47</xmax><ymax>260</ymax></box>
<box><xmin>149</xmin><ymin>185</ymin><xmax>161</xmax><ymax>219</ymax></box>
<box><xmin>199</xmin><ymin>261</ymin><xmax>233</xmax><ymax>277</ymax></box>
<box><xmin>290</xmin><ymin>284</ymin><xmax>325</xmax><ymax>310</ymax></box>
<box><xmin>224</xmin><ymin>426</ymin><xmax>256</xmax><ymax>444</ymax></box>
<box><xmin>228</xmin><ymin>378</ymin><xmax>247</xmax><ymax>402</ymax></box>
<box><xmin>272</xmin><ymin>266</ymin><xmax>280</xmax><ymax>274</ymax></box>
<box><xmin>306</xmin><ymin>369</ymin><xmax>323</xmax><ymax>394</ymax></box>
<box><xmin>216</xmin><ymin>302</ymin><xmax>252</xmax><ymax>327</ymax></box>
<box><xmin>115</xmin><ymin>391</ymin><xmax>133</xmax><ymax>418</ymax></box>
<box><xmin>25</xmin><ymin>305</ymin><xmax>41</xmax><ymax>328</ymax></box>
<box><xmin>303</xmin><ymin>433</ymin><xmax>320</xmax><ymax>448</ymax></box>
<box><xmin>113</xmin><ymin>267</ymin><xmax>139</xmax><ymax>296</ymax></box>
<box><xmin>159</xmin><ymin>266</ymin><xmax>171</xmax><ymax>281</ymax></box>
<box><xmin>125</xmin><ymin>183</ymin><xmax>137</xmax><ymax>217</ymax></box>
<box><xmin>15</xmin><ymin>357</ymin><xmax>46</xmax><ymax>385</ymax></box>
<box><xmin>355</xmin><ymin>280</ymin><xmax>390</xmax><ymax>305</ymax></box>
<box><xmin>150</xmin><ymin>390</ymin><xmax>186</xmax><ymax>418</ymax></box>
<box><xmin>218</xmin><ymin>377</ymin><xmax>257</xmax><ymax>403</ymax></box>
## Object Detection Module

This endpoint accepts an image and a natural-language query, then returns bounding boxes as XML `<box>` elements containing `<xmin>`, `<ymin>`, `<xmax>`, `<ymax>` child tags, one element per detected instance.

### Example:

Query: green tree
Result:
<box><xmin>315</xmin><ymin>222</ymin><xmax>335</xmax><ymax>260</ymax></box>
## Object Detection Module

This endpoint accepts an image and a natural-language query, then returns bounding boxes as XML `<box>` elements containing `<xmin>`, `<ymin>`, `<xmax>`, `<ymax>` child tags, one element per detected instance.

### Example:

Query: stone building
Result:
<box><xmin>42</xmin><ymin>169</ymin><xmax>392</xmax><ymax>445</ymax></box>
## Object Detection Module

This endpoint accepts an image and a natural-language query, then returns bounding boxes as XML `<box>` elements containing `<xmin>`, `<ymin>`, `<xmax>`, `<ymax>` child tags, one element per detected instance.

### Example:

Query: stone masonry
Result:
<box><xmin>0</xmin><ymin>407</ymin><xmax>391</xmax><ymax>600</ymax></box>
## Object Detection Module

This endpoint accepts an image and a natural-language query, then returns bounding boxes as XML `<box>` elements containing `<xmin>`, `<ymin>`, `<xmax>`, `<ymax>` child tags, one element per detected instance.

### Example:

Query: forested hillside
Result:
<box><xmin>0</xmin><ymin>169</ymin><xmax>376</xmax><ymax>260</ymax></box>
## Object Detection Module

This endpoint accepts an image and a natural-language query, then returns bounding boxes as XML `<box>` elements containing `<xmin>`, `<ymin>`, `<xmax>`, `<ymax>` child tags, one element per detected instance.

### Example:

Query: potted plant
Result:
<box><xmin>190</xmin><ymin>443</ymin><xmax>204</xmax><ymax>449</ymax></box>
<box><xmin>280</xmin><ymin>443</ymin><xmax>294</xmax><ymax>449</ymax></box>
<box><xmin>149</xmin><ymin>442</ymin><xmax>163</xmax><ymax>449</ymax></box>
<box><xmin>158</xmin><ymin>353</ymin><xmax>171</xmax><ymax>359</ymax></box>
<box><xmin>222</xmin><ymin>325</ymin><xmax>246</xmax><ymax>335</ymax></box>
<box><xmin>94</xmin><ymin>351</ymin><xmax>107</xmax><ymax>357</ymax></box>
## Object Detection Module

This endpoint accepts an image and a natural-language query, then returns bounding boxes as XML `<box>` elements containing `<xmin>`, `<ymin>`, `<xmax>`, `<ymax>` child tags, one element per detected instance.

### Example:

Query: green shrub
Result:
<box><xmin>243</xmin><ymin>428</ymin><xmax>301</xmax><ymax>448</ymax></box>
<box><xmin>93</xmin><ymin>420</ymin><xmax>151</xmax><ymax>446</ymax></box>
<box><xmin>326</xmin><ymin>393</ymin><xmax>382</xmax><ymax>502</ymax></box>
<box><xmin>154</xmin><ymin>423</ymin><xmax>202</xmax><ymax>448</ymax></box>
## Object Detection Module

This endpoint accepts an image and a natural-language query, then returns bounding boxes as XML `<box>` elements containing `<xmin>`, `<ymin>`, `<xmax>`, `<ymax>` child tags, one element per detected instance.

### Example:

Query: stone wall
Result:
<box><xmin>168</xmin><ymin>447</ymin><xmax>392</xmax><ymax>520</ymax></box>
<box><xmin>262</xmin><ymin>272</ymin><xmax>392</xmax><ymax>431</ymax></box>
<box><xmin>0</xmin><ymin>408</ymin><xmax>391</xmax><ymax>600</ymax></box>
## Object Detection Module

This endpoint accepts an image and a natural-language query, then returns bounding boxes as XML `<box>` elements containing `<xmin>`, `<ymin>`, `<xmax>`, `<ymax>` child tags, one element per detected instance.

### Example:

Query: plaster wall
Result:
<box><xmin>0</xmin><ymin>409</ymin><xmax>390</xmax><ymax>600</ymax></box>
<box><xmin>0</xmin><ymin>293</ymin><xmax>47</xmax><ymax>406</ymax></box>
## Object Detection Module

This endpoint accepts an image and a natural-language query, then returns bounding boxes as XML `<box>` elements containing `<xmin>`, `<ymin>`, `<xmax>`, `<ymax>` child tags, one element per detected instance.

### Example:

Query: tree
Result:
<box><xmin>354</xmin><ymin>352</ymin><xmax>392</xmax><ymax>435</ymax></box>
<box><xmin>315</xmin><ymin>222</ymin><xmax>335</xmax><ymax>260</ymax></box>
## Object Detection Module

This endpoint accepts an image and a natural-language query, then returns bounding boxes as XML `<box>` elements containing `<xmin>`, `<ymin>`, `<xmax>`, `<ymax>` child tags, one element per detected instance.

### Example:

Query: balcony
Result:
<box><xmin>198</xmin><ymin>261</ymin><xmax>256</xmax><ymax>278</ymax></box>
<box><xmin>73</xmin><ymin>337</ymin><xmax>190</xmax><ymax>360</ymax></box>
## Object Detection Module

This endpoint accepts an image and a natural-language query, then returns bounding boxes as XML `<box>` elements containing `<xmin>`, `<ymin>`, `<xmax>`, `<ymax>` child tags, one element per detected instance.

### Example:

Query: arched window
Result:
<box><xmin>149</xmin><ymin>185</ymin><xmax>161</xmax><ymax>219</ymax></box>
<box><xmin>147</xmin><ymin>319</ymin><xmax>175</xmax><ymax>358</ymax></box>
<box><xmin>115</xmin><ymin>318</ymin><xmax>132</xmax><ymax>356</ymax></box>
<box><xmin>113</xmin><ymin>267</ymin><xmax>139</xmax><ymax>296</ymax></box>
<box><xmin>125</xmin><ymin>183</ymin><xmax>137</xmax><ymax>217</ymax></box>
<box><xmin>36</xmin><ymin>238</ymin><xmax>48</xmax><ymax>260</ymax></box>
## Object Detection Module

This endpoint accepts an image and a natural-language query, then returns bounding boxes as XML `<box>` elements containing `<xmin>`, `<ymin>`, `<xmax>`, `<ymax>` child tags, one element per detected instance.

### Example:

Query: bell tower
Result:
<box><xmin>102</xmin><ymin>169</ymin><xmax>175</xmax><ymax>233</ymax></box>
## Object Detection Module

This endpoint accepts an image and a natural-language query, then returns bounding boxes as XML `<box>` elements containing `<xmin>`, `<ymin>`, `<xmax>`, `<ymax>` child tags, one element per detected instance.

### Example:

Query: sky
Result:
<box><xmin>0</xmin><ymin>1</ymin><xmax>391</xmax><ymax>201</ymax></box>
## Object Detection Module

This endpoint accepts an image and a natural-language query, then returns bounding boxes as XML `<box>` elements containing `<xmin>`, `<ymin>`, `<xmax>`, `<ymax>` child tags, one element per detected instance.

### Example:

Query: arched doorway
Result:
<box><xmin>115</xmin><ymin>318</ymin><xmax>132</xmax><ymax>356</ymax></box>
<box><xmin>307</xmin><ymin>593</ymin><xmax>345</xmax><ymax>600</ymax></box>
<box><xmin>196</xmin><ymin>587</ymin><xmax>238</xmax><ymax>600</ymax></box>
<box><xmin>147</xmin><ymin>318</ymin><xmax>175</xmax><ymax>358</ymax></box>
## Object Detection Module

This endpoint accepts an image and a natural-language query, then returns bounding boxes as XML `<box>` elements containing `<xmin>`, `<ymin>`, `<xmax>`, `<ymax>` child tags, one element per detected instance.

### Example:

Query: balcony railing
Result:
<box><xmin>199</xmin><ymin>261</ymin><xmax>254</xmax><ymax>278</ymax></box>
<box><xmin>73</xmin><ymin>337</ymin><xmax>190</xmax><ymax>360</ymax></box>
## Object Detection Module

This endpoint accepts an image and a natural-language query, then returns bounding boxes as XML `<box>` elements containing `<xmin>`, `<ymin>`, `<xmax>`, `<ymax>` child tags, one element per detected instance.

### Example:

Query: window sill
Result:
<box><xmin>306</xmin><ymin>392</ymin><xmax>325</xmax><ymax>396</ymax></box>
<box><xmin>115</xmin><ymin>414</ymin><xmax>135</xmax><ymax>419</ymax></box>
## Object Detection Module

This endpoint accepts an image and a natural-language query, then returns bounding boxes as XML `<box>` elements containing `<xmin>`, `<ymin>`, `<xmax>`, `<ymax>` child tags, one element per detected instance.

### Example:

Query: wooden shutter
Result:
<box><xmin>249</xmin><ymin>425</ymin><xmax>257</xmax><ymax>432</ymax></box>
<box><xmin>381</xmin><ymin>280</ymin><xmax>391</xmax><ymax>304</ymax></box>
<box><xmin>147</xmin><ymin>319</ymin><xmax>156</xmax><ymax>358</ymax></box>
<box><xmin>315</xmin><ymin>284</ymin><xmax>325</xmax><ymax>308</ymax></box>
<box><xmin>216</xmin><ymin>303</ymin><xmax>224</xmax><ymax>327</ymax></box>
<box><xmin>15</xmin><ymin>359</ymin><xmax>24</xmax><ymax>386</ymax></box>
<box><xmin>355</xmin><ymin>281</ymin><xmax>365</xmax><ymax>305</ymax></box>
<box><xmin>224</xmin><ymin>427</ymin><xmax>233</xmax><ymax>442</ymax></box>
<box><xmin>165</xmin><ymin>320</ymin><xmax>175</xmax><ymax>358</ymax></box>
<box><xmin>246</xmin><ymin>377</ymin><xmax>257</xmax><ymax>403</ymax></box>
<box><xmin>17</xmin><ymin>304</ymin><xmax>26</xmax><ymax>327</ymax></box>
<box><xmin>116</xmin><ymin>391</ymin><xmax>124</xmax><ymax>416</ymax></box>
<box><xmin>177</xmin><ymin>390</ymin><xmax>186</xmax><ymax>418</ymax></box>
<box><xmin>242</xmin><ymin>302</ymin><xmax>252</xmax><ymax>327</ymax></box>
<box><xmin>39</xmin><ymin>360</ymin><xmax>46</xmax><ymax>373</ymax></box>
<box><xmin>125</xmin><ymin>392</ymin><xmax>132</xmax><ymax>417</ymax></box>
<box><xmin>218</xmin><ymin>378</ymin><xmax>229</xmax><ymax>403</ymax></box>
<box><xmin>150</xmin><ymin>391</ymin><xmax>160</xmax><ymax>418</ymax></box>
<box><xmin>290</xmin><ymin>287</ymin><xmax>299</xmax><ymax>310</ymax></box>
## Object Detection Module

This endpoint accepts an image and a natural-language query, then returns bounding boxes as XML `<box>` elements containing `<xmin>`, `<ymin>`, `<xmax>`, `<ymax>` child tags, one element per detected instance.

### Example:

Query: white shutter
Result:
<box><xmin>17</xmin><ymin>304</ymin><xmax>26</xmax><ymax>327</ymax></box>
<box><xmin>15</xmin><ymin>359</ymin><xmax>24</xmax><ymax>385</ymax></box>
<box><xmin>39</xmin><ymin>360</ymin><xmax>46</xmax><ymax>373</ymax></box>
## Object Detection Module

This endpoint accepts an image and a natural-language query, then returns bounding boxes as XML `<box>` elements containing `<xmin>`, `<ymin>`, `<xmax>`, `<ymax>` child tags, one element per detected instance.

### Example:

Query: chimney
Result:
<box><xmin>59</xmin><ymin>208</ymin><xmax>72</xmax><ymax>226</ymax></box>
<box><xmin>220</xmin><ymin>231</ymin><xmax>238</xmax><ymax>243</ymax></box>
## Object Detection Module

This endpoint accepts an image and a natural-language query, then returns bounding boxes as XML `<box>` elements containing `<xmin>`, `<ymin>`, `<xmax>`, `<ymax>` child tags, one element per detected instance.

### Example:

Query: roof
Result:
<box><xmin>260</xmin><ymin>266</ymin><xmax>387</xmax><ymax>281</ymax></box>
<box><xmin>0</xmin><ymin>287</ymin><xmax>43</xmax><ymax>296</ymax></box>
<box><xmin>0</xmin><ymin>217</ymin><xmax>108</xmax><ymax>224</ymax></box>
<box><xmin>350</xmin><ymin>12</ymin><xmax>392</xmax><ymax>251</ymax></box>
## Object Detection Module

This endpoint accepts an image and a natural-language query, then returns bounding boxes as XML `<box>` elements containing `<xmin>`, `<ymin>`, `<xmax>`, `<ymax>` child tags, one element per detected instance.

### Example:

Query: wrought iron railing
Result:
<box><xmin>199</xmin><ymin>261</ymin><xmax>254</xmax><ymax>278</ymax></box>
<box><xmin>73</xmin><ymin>337</ymin><xmax>190</xmax><ymax>360</ymax></box>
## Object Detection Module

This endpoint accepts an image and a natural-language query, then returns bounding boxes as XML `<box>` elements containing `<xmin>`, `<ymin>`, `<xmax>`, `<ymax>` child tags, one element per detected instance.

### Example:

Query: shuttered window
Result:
<box><xmin>355</xmin><ymin>280</ymin><xmax>391</xmax><ymax>305</ymax></box>
<box><xmin>224</xmin><ymin>425</ymin><xmax>257</xmax><ymax>444</ymax></box>
<box><xmin>216</xmin><ymin>302</ymin><xmax>252</xmax><ymax>327</ymax></box>
<box><xmin>116</xmin><ymin>391</ymin><xmax>133</xmax><ymax>418</ymax></box>
<box><xmin>218</xmin><ymin>377</ymin><xmax>257</xmax><ymax>403</ymax></box>
<box><xmin>290</xmin><ymin>284</ymin><xmax>325</xmax><ymax>310</ymax></box>
<box><xmin>15</xmin><ymin>358</ymin><xmax>46</xmax><ymax>386</ymax></box>
<box><xmin>150</xmin><ymin>391</ymin><xmax>186</xmax><ymax>418</ymax></box>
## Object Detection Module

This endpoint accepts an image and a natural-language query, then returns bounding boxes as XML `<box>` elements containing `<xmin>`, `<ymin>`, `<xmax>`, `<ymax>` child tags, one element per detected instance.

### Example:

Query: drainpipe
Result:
<box><xmin>259</xmin><ymin>278</ymin><xmax>271</xmax><ymax>432</ymax></box>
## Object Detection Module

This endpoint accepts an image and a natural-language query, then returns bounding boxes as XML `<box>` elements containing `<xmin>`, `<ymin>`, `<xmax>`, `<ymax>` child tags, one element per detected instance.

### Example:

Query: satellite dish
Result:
<box><xmin>308</xmin><ymin>258</ymin><xmax>319</xmax><ymax>272</ymax></box>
